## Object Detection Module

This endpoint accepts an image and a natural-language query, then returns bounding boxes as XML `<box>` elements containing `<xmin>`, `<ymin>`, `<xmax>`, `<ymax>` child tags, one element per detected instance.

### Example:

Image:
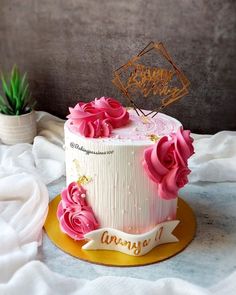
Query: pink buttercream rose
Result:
<box><xmin>173</xmin><ymin>127</ymin><xmax>194</xmax><ymax>166</ymax></box>
<box><xmin>60</xmin><ymin>181</ymin><xmax>87</xmax><ymax>210</ymax></box>
<box><xmin>143</xmin><ymin>127</ymin><xmax>194</xmax><ymax>200</ymax></box>
<box><xmin>57</xmin><ymin>182</ymin><xmax>99</xmax><ymax>240</ymax></box>
<box><xmin>143</xmin><ymin>136</ymin><xmax>175</xmax><ymax>183</ymax></box>
<box><xmin>158</xmin><ymin>166</ymin><xmax>191</xmax><ymax>200</ymax></box>
<box><xmin>67</xmin><ymin>101</ymin><xmax>112</xmax><ymax>138</ymax></box>
<box><xmin>67</xmin><ymin>102</ymin><xmax>103</xmax><ymax>123</ymax></box>
<box><xmin>93</xmin><ymin>97</ymin><xmax>129</xmax><ymax>128</ymax></box>
<box><xmin>57</xmin><ymin>203</ymin><xmax>99</xmax><ymax>240</ymax></box>
<box><xmin>69</xmin><ymin>118</ymin><xmax>112</xmax><ymax>138</ymax></box>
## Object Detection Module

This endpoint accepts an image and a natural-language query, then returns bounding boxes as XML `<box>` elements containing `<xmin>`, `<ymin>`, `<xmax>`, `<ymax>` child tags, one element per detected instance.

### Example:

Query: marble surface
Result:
<box><xmin>38</xmin><ymin>179</ymin><xmax>236</xmax><ymax>287</ymax></box>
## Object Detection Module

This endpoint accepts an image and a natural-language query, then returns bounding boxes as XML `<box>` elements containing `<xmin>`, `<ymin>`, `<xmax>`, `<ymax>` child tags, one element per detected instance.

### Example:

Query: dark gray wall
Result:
<box><xmin>0</xmin><ymin>0</ymin><xmax>235</xmax><ymax>133</ymax></box>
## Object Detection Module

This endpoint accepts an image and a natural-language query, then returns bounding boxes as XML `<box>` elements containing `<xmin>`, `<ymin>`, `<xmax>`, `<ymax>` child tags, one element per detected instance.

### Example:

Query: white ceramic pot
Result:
<box><xmin>0</xmin><ymin>110</ymin><xmax>37</xmax><ymax>145</ymax></box>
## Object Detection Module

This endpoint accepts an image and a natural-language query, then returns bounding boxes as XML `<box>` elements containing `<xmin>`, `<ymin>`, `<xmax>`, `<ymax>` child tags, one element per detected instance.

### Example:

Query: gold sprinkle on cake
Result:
<box><xmin>147</xmin><ymin>134</ymin><xmax>160</xmax><ymax>142</ymax></box>
<box><xmin>77</xmin><ymin>175</ymin><xmax>92</xmax><ymax>185</ymax></box>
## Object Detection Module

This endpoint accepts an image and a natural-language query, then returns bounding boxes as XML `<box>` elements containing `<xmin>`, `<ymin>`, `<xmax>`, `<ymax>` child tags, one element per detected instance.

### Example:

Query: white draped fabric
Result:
<box><xmin>0</xmin><ymin>111</ymin><xmax>235</xmax><ymax>294</ymax></box>
<box><xmin>189</xmin><ymin>131</ymin><xmax>236</xmax><ymax>182</ymax></box>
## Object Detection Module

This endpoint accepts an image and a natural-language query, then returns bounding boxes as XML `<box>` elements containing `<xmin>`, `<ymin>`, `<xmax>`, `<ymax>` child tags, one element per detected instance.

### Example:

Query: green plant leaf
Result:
<box><xmin>4</xmin><ymin>93</ymin><xmax>15</xmax><ymax>110</ymax></box>
<box><xmin>0</xmin><ymin>94</ymin><xmax>14</xmax><ymax>111</ymax></box>
<box><xmin>10</xmin><ymin>79</ymin><xmax>17</xmax><ymax>100</ymax></box>
<box><xmin>0</xmin><ymin>66</ymin><xmax>35</xmax><ymax>115</ymax></box>
<box><xmin>0</xmin><ymin>104</ymin><xmax>14</xmax><ymax>115</ymax></box>
<box><xmin>19</xmin><ymin>73</ymin><xmax>27</xmax><ymax>97</ymax></box>
<box><xmin>0</xmin><ymin>105</ymin><xmax>7</xmax><ymax>114</ymax></box>
<box><xmin>1</xmin><ymin>74</ymin><xmax>11</xmax><ymax>99</ymax></box>
<box><xmin>14</xmin><ymin>71</ymin><xmax>20</xmax><ymax>94</ymax></box>
<box><xmin>1</xmin><ymin>72</ymin><xmax>16</xmax><ymax>109</ymax></box>
<box><xmin>21</xmin><ymin>83</ymin><xmax>29</xmax><ymax>103</ymax></box>
<box><xmin>11</xmin><ymin>65</ymin><xmax>19</xmax><ymax>83</ymax></box>
<box><xmin>0</xmin><ymin>94</ymin><xmax>8</xmax><ymax>106</ymax></box>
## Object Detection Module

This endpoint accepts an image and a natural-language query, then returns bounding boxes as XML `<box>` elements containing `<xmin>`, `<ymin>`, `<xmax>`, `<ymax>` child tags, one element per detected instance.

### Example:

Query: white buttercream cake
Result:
<box><xmin>58</xmin><ymin>97</ymin><xmax>194</xmax><ymax>256</ymax></box>
<box><xmin>65</xmin><ymin>108</ymin><xmax>181</xmax><ymax>233</ymax></box>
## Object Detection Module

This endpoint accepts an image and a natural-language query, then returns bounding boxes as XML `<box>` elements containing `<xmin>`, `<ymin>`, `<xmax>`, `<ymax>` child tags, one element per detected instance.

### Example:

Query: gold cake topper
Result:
<box><xmin>112</xmin><ymin>41</ymin><xmax>190</xmax><ymax>118</ymax></box>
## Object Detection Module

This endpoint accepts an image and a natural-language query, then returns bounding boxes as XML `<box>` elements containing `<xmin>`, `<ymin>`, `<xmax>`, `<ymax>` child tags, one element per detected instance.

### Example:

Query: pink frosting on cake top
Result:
<box><xmin>109</xmin><ymin>111</ymin><xmax>182</xmax><ymax>141</ymax></box>
<box><xmin>66</xmin><ymin>109</ymin><xmax>182</xmax><ymax>145</ymax></box>
<box><xmin>143</xmin><ymin>127</ymin><xmax>194</xmax><ymax>200</ymax></box>
<box><xmin>67</xmin><ymin>97</ymin><xmax>129</xmax><ymax>138</ymax></box>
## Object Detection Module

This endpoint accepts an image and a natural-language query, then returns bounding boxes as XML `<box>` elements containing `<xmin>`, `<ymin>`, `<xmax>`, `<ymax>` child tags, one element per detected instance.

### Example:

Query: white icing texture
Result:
<box><xmin>65</xmin><ymin>110</ymin><xmax>181</xmax><ymax>234</ymax></box>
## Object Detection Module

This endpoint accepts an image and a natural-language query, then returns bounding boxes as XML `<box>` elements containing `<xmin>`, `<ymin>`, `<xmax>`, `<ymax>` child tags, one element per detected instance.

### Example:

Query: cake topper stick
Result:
<box><xmin>137</xmin><ymin>41</ymin><xmax>155</xmax><ymax>57</ymax></box>
<box><xmin>112</xmin><ymin>41</ymin><xmax>190</xmax><ymax>118</ymax></box>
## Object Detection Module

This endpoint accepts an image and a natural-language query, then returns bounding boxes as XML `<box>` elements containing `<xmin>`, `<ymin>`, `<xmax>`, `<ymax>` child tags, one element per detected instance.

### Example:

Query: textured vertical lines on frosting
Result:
<box><xmin>65</xmin><ymin>124</ymin><xmax>178</xmax><ymax>235</ymax></box>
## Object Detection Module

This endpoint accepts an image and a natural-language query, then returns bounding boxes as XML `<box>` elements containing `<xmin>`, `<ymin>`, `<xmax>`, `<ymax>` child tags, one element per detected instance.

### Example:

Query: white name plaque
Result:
<box><xmin>82</xmin><ymin>220</ymin><xmax>180</xmax><ymax>256</ymax></box>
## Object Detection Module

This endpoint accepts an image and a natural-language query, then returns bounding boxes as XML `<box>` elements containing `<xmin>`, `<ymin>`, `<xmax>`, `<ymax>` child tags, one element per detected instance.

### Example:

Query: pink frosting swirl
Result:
<box><xmin>69</xmin><ymin>118</ymin><xmax>112</xmax><ymax>138</ymax></box>
<box><xmin>158</xmin><ymin>166</ymin><xmax>191</xmax><ymax>200</ymax></box>
<box><xmin>173</xmin><ymin>127</ymin><xmax>194</xmax><ymax>166</ymax></box>
<box><xmin>67</xmin><ymin>102</ymin><xmax>103</xmax><ymax>123</ymax></box>
<box><xmin>93</xmin><ymin>97</ymin><xmax>129</xmax><ymax>128</ymax></box>
<box><xmin>60</xmin><ymin>182</ymin><xmax>87</xmax><ymax>210</ymax></box>
<box><xmin>143</xmin><ymin>127</ymin><xmax>194</xmax><ymax>200</ymax></box>
<box><xmin>143</xmin><ymin>136</ymin><xmax>175</xmax><ymax>183</ymax></box>
<box><xmin>67</xmin><ymin>98</ymin><xmax>129</xmax><ymax>138</ymax></box>
<box><xmin>57</xmin><ymin>182</ymin><xmax>99</xmax><ymax>240</ymax></box>
<box><xmin>67</xmin><ymin>101</ymin><xmax>112</xmax><ymax>138</ymax></box>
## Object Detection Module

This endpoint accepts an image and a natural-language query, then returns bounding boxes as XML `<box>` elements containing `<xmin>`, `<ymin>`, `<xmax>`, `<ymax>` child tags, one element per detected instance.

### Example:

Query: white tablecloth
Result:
<box><xmin>0</xmin><ymin>111</ymin><xmax>235</xmax><ymax>294</ymax></box>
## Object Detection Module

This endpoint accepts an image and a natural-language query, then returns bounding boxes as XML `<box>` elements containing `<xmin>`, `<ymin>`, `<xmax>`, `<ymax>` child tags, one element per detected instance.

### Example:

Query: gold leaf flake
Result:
<box><xmin>77</xmin><ymin>175</ymin><xmax>92</xmax><ymax>185</ymax></box>
<box><xmin>147</xmin><ymin>134</ymin><xmax>160</xmax><ymax>142</ymax></box>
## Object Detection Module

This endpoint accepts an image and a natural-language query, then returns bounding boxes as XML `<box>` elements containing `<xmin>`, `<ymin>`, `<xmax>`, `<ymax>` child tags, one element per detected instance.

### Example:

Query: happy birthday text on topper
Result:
<box><xmin>112</xmin><ymin>41</ymin><xmax>190</xmax><ymax>118</ymax></box>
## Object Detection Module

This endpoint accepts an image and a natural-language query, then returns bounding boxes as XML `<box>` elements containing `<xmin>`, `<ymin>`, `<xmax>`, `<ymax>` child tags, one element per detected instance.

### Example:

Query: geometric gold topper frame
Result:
<box><xmin>112</xmin><ymin>41</ymin><xmax>190</xmax><ymax>118</ymax></box>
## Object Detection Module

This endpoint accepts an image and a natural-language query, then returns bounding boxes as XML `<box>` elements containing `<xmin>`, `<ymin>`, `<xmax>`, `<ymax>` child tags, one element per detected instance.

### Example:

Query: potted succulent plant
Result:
<box><xmin>0</xmin><ymin>65</ymin><xmax>37</xmax><ymax>144</ymax></box>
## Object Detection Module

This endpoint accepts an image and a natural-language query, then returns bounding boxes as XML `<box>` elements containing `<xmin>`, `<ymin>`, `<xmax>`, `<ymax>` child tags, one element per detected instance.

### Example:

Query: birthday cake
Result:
<box><xmin>56</xmin><ymin>42</ymin><xmax>194</xmax><ymax>257</ymax></box>
<box><xmin>57</xmin><ymin>97</ymin><xmax>194</xmax><ymax>256</ymax></box>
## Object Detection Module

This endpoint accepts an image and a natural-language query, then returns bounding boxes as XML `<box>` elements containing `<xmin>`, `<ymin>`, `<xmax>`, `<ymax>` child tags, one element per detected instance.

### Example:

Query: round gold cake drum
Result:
<box><xmin>44</xmin><ymin>195</ymin><xmax>196</xmax><ymax>267</ymax></box>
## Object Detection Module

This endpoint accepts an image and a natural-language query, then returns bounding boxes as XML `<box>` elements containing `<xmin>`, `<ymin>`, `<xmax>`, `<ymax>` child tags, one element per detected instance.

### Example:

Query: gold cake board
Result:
<box><xmin>44</xmin><ymin>195</ymin><xmax>196</xmax><ymax>267</ymax></box>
